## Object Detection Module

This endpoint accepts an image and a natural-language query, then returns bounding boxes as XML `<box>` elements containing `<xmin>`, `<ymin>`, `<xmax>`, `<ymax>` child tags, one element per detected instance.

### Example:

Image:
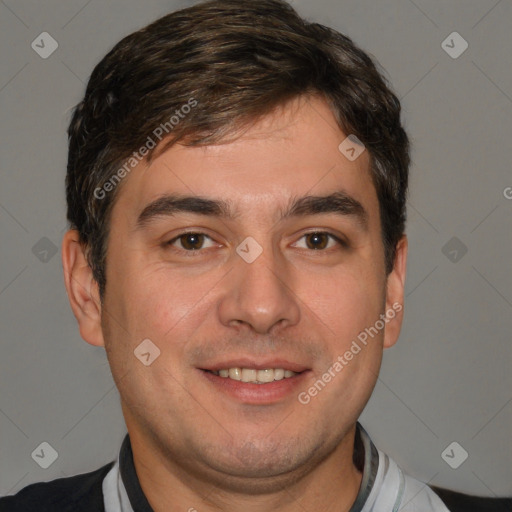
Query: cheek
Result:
<box><xmin>122</xmin><ymin>266</ymin><xmax>218</xmax><ymax>348</ymax></box>
<box><xmin>303</xmin><ymin>266</ymin><xmax>383</xmax><ymax>347</ymax></box>
<box><xmin>299</xmin><ymin>269</ymin><xmax>384</xmax><ymax>417</ymax></box>
<box><xmin>103</xmin><ymin>269</ymin><xmax>204</xmax><ymax>417</ymax></box>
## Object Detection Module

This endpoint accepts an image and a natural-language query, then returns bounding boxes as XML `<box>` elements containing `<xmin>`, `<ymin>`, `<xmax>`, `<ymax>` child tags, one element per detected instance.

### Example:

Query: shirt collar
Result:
<box><xmin>119</xmin><ymin>433</ymin><xmax>154</xmax><ymax>512</ymax></box>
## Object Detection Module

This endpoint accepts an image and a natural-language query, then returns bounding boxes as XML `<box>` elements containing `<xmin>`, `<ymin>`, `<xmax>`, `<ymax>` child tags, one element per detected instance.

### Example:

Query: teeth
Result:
<box><xmin>228</xmin><ymin>368</ymin><xmax>242</xmax><ymax>381</ymax></box>
<box><xmin>257</xmin><ymin>369</ymin><xmax>275</xmax><ymax>383</ymax></box>
<box><xmin>274</xmin><ymin>368</ymin><xmax>285</xmax><ymax>380</ymax></box>
<box><xmin>241</xmin><ymin>368</ymin><xmax>257</xmax><ymax>383</ymax></box>
<box><xmin>211</xmin><ymin>367</ymin><xmax>298</xmax><ymax>383</ymax></box>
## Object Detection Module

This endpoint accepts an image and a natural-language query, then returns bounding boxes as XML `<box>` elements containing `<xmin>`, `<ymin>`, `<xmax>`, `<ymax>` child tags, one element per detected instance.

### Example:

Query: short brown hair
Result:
<box><xmin>66</xmin><ymin>0</ymin><xmax>410</xmax><ymax>301</ymax></box>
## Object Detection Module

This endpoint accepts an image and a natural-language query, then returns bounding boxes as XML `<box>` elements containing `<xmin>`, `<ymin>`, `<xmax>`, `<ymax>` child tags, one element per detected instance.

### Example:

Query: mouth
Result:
<box><xmin>198</xmin><ymin>361</ymin><xmax>311</xmax><ymax>404</ymax></box>
<box><xmin>203</xmin><ymin>367</ymin><xmax>301</xmax><ymax>384</ymax></box>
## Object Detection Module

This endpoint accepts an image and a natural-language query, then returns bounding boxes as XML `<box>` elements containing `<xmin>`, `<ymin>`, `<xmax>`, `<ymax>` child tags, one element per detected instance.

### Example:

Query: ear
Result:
<box><xmin>383</xmin><ymin>235</ymin><xmax>408</xmax><ymax>349</ymax></box>
<box><xmin>61</xmin><ymin>229</ymin><xmax>105</xmax><ymax>347</ymax></box>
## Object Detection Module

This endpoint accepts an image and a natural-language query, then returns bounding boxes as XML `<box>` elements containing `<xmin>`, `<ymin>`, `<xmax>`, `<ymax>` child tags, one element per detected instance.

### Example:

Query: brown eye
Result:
<box><xmin>167</xmin><ymin>232</ymin><xmax>215</xmax><ymax>251</ymax></box>
<box><xmin>179</xmin><ymin>233</ymin><xmax>204</xmax><ymax>250</ymax></box>
<box><xmin>293</xmin><ymin>232</ymin><xmax>345</xmax><ymax>251</ymax></box>
<box><xmin>305</xmin><ymin>232</ymin><xmax>329</xmax><ymax>250</ymax></box>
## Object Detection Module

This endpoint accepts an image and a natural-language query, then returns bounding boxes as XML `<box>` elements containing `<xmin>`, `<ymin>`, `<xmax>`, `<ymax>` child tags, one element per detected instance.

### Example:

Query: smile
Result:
<box><xmin>206</xmin><ymin>367</ymin><xmax>298</xmax><ymax>384</ymax></box>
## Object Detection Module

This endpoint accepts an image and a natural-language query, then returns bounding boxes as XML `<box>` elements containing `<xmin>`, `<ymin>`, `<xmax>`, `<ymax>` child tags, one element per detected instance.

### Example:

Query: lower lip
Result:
<box><xmin>200</xmin><ymin>369</ymin><xmax>311</xmax><ymax>404</ymax></box>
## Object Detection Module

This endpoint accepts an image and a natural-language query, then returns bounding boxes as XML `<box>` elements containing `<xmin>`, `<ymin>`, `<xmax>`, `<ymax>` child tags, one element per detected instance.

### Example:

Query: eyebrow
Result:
<box><xmin>135</xmin><ymin>191</ymin><xmax>369</xmax><ymax>231</ymax></box>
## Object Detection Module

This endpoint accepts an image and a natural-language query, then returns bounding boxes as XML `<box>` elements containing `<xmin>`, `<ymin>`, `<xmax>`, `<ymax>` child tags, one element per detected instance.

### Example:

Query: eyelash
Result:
<box><xmin>164</xmin><ymin>231</ymin><xmax>348</xmax><ymax>256</ymax></box>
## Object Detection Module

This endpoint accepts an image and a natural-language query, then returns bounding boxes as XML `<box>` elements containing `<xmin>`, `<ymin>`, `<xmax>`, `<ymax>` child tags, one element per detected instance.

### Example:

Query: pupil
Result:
<box><xmin>308</xmin><ymin>233</ymin><xmax>326</xmax><ymax>250</ymax></box>
<box><xmin>183</xmin><ymin>233</ymin><xmax>202</xmax><ymax>250</ymax></box>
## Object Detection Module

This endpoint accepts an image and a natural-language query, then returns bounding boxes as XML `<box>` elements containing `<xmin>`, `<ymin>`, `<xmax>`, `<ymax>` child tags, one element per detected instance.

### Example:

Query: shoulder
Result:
<box><xmin>0</xmin><ymin>461</ymin><xmax>114</xmax><ymax>512</ymax></box>
<box><xmin>429</xmin><ymin>485</ymin><xmax>512</xmax><ymax>512</ymax></box>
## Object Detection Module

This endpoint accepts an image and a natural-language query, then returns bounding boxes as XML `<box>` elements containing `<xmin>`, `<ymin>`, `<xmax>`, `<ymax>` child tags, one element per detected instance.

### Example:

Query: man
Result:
<box><xmin>1</xmin><ymin>1</ymin><xmax>510</xmax><ymax>511</ymax></box>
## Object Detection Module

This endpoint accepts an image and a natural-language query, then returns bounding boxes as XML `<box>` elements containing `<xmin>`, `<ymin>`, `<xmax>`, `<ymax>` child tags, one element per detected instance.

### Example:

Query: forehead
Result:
<box><xmin>112</xmin><ymin>96</ymin><xmax>377</xmax><ymax>225</ymax></box>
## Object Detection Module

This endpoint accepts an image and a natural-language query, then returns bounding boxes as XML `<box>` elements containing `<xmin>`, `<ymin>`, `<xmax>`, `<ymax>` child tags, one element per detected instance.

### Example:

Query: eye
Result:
<box><xmin>166</xmin><ymin>232</ymin><xmax>217</xmax><ymax>252</ymax></box>
<box><xmin>164</xmin><ymin>230</ymin><xmax>346</xmax><ymax>255</ymax></box>
<box><xmin>292</xmin><ymin>231</ymin><xmax>346</xmax><ymax>251</ymax></box>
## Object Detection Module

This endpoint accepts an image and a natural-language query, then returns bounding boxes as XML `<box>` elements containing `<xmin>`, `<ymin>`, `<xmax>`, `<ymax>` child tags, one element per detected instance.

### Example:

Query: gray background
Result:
<box><xmin>1</xmin><ymin>0</ymin><xmax>511</xmax><ymax>498</ymax></box>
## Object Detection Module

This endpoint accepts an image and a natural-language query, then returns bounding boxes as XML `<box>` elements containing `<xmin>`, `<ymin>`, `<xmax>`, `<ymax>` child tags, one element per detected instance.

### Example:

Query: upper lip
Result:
<box><xmin>199</xmin><ymin>358</ymin><xmax>310</xmax><ymax>373</ymax></box>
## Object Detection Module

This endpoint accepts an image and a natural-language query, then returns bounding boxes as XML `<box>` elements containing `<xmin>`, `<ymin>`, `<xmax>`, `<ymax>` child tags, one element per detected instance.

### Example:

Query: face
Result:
<box><xmin>64</xmin><ymin>95</ymin><xmax>406</xmax><ymax>491</ymax></box>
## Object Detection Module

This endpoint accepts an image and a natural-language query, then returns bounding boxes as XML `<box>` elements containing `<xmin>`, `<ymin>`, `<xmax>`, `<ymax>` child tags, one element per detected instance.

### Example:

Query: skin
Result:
<box><xmin>62</xmin><ymin>94</ymin><xmax>407</xmax><ymax>512</ymax></box>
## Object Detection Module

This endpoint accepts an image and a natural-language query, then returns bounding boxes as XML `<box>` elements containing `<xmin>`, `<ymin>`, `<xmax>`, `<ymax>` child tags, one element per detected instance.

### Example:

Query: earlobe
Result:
<box><xmin>61</xmin><ymin>229</ymin><xmax>105</xmax><ymax>347</ymax></box>
<box><xmin>383</xmin><ymin>235</ymin><xmax>408</xmax><ymax>349</ymax></box>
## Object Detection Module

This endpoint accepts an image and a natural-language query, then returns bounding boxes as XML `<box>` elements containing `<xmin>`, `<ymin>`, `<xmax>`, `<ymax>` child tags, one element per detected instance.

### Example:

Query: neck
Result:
<box><xmin>128</xmin><ymin>425</ymin><xmax>364</xmax><ymax>512</ymax></box>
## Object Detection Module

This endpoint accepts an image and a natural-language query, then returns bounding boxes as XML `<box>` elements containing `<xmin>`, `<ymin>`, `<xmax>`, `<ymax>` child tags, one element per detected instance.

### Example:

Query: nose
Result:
<box><xmin>217</xmin><ymin>243</ymin><xmax>301</xmax><ymax>334</ymax></box>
